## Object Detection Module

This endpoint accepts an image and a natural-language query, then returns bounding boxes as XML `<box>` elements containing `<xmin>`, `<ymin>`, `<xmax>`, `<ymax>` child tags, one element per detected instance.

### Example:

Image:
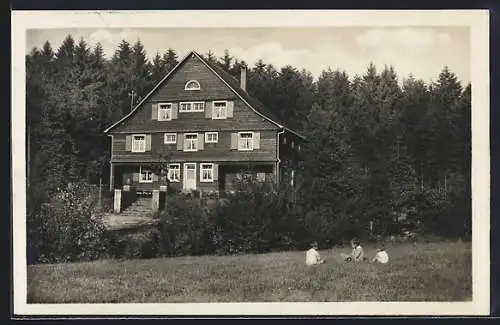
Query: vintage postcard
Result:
<box><xmin>11</xmin><ymin>10</ymin><xmax>490</xmax><ymax>316</ymax></box>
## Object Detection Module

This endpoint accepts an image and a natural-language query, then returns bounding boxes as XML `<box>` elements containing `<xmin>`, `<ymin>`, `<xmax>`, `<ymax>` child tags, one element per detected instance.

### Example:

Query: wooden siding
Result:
<box><xmin>110</xmin><ymin>54</ymin><xmax>277</xmax><ymax>134</ymax></box>
<box><xmin>114</xmin><ymin>163</ymin><xmax>274</xmax><ymax>192</ymax></box>
<box><xmin>112</xmin><ymin>130</ymin><xmax>278</xmax><ymax>163</ymax></box>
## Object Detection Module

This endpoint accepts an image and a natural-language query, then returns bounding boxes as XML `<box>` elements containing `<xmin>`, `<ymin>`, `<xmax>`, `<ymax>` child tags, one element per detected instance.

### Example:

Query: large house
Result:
<box><xmin>104</xmin><ymin>51</ymin><xmax>304</xmax><ymax>194</ymax></box>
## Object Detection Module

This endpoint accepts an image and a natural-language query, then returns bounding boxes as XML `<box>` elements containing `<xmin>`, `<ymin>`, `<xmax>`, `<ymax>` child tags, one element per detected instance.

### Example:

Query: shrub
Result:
<box><xmin>27</xmin><ymin>181</ymin><xmax>110</xmax><ymax>264</ymax></box>
<box><xmin>108</xmin><ymin>227</ymin><xmax>161</xmax><ymax>259</ymax></box>
<box><xmin>158</xmin><ymin>194</ymin><xmax>213</xmax><ymax>257</ymax></box>
<box><xmin>211</xmin><ymin>175</ymin><xmax>296</xmax><ymax>254</ymax></box>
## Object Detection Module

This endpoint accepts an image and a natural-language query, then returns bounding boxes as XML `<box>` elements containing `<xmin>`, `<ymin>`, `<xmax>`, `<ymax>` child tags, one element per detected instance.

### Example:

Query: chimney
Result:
<box><xmin>240</xmin><ymin>66</ymin><xmax>247</xmax><ymax>91</ymax></box>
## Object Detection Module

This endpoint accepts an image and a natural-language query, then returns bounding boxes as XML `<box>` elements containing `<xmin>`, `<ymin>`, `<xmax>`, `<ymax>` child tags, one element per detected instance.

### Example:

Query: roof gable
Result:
<box><xmin>104</xmin><ymin>50</ymin><xmax>304</xmax><ymax>139</ymax></box>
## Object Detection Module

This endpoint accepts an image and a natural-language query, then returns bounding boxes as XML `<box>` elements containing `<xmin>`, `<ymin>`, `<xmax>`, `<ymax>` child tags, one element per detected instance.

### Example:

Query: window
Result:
<box><xmin>167</xmin><ymin>164</ymin><xmax>180</xmax><ymax>182</ymax></box>
<box><xmin>180</xmin><ymin>101</ymin><xmax>205</xmax><ymax>113</ymax></box>
<box><xmin>184</xmin><ymin>133</ymin><xmax>198</xmax><ymax>152</ymax></box>
<box><xmin>158</xmin><ymin>103</ymin><xmax>172</xmax><ymax>121</ymax></box>
<box><xmin>212</xmin><ymin>101</ymin><xmax>227</xmax><ymax>119</ymax></box>
<box><xmin>132</xmin><ymin>134</ymin><xmax>146</xmax><ymax>152</ymax></box>
<box><xmin>200</xmin><ymin>163</ymin><xmax>214</xmax><ymax>182</ymax></box>
<box><xmin>193</xmin><ymin>102</ymin><xmax>205</xmax><ymax>112</ymax></box>
<box><xmin>180</xmin><ymin>102</ymin><xmax>191</xmax><ymax>112</ymax></box>
<box><xmin>139</xmin><ymin>166</ymin><xmax>153</xmax><ymax>183</ymax></box>
<box><xmin>205</xmin><ymin>132</ymin><xmax>218</xmax><ymax>143</ymax></box>
<box><xmin>238</xmin><ymin>132</ymin><xmax>254</xmax><ymax>151</ymax></box>
<box><xmin>184</xmin><ymin>80</ymin><xmax>201</xmax><ymax>90</ymax></box>
<box><xmin>164</xmin><ymin>133</ymin><xmax>177</xmax><ymax>144</ymax></box>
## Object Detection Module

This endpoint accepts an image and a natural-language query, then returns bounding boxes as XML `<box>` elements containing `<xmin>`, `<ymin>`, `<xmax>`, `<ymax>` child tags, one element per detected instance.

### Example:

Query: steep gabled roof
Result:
<box><xmin>104</xmin><ymin>50</ymin><xmax>304</xmax><ymax>139</ymax></box>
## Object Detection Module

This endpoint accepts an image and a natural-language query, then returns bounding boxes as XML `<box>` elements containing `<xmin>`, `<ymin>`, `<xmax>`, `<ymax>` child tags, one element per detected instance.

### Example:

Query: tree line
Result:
<box><xmin>26</xmin><ymin>34</ymin><xmax>471</xmax><ymax>239</ymax></box>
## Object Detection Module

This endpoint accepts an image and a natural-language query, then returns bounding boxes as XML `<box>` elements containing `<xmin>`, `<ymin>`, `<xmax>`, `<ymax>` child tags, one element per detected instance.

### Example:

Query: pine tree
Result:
<box><xmin>107</xmin><ymin>40</ymin><xmax>134</xmax><ymax>117</ymax></box>
<box><xmin>220</xmin><ymin>49</ymin><xmax>233</xmax><ymax>71</ymax></box>
<box><xmin>151</xmin><ymin>52</ymin><xmax>166</xmax><ymax>84</ymax></box>
<box><xmin>162</xmin><ymin>48</ymin><xmax>178</xmax><ymax>73</ymax></box>
<box><xmin>131</xmin><ymin>40</ymin><xmax>152</xmax><ymax>102</ymax></box>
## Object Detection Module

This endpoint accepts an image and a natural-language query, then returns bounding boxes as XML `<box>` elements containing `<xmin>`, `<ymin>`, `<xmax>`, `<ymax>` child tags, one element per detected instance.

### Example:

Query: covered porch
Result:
<box><xmin>109</xmin><ymin>161</ymin><xmax>279</xmax><ymax>194</ymax></box>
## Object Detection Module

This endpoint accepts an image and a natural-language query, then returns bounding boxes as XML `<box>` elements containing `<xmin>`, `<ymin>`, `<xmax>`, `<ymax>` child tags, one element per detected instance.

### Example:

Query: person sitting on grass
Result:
<box><xmin>340</xmin><ymin>238</ymin><xmax>366</xmax><ymax>262</ymax></box>
<box><xmin>371</xmin><ymin>245</ymin><xmax>389</xmax><ymax>264</ymax></box>
<box><xmin>306</xmin><ymin>241</ymin><xmax>325</xmax><ymax>266</ymax></box>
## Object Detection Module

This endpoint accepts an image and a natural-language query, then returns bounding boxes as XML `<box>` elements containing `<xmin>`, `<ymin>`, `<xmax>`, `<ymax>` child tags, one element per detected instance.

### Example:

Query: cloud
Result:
<box><xmin>87</xmin><ymin>29</ymin><xmax>137</xmax><ymax>58</ymax></box>
<box><xmin>27</xmin><ymin>27</ymin><xmax>469</xmax><ymax>85</ymax></box>
<box><xmin>229</xmin><ymin>43</ymin><xmax>312</xmax><ymax>69</ymax></box>
<box><xmin>353</xmin><ymin>28</ymin><xmax>468</xmax><ymax>83</ymax></box>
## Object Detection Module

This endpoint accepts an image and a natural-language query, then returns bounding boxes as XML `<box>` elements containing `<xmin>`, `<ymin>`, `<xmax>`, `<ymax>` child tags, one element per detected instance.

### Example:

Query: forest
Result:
<box><xmin>26</xmin><ymin>34</ymin><xmax>471</xmax><ymax>252</ymax></box>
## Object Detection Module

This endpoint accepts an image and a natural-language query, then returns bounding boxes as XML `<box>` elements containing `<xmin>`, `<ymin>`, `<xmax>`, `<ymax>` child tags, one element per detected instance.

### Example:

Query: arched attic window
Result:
<box><xmin>184</xmin><ymin>80</ymin><xmax>201</xmax><ymax>90</ymax></box>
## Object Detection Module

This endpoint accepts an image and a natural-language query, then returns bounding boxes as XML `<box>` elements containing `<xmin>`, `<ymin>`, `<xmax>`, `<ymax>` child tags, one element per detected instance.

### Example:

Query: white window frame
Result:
<box><xmin>205</xmin><ymin>132</ymin><xmax>218</xmax><ymax>143</ymax></box>
<box><xmin>183</xmin><ymin>133</ymin><xmax>199</xmax><ymax>152</ymax></box>
<box><xmin>212</xmin><ymin>101</ymin><xmax>228</xmax><ymax>119</ymax></box>
<box><xmin>167</xmin><ymin>163</ymin><xmax>181</xmax><ymax>182</ymax></box>
<box><xmin>139</xmin><ymin>166</ymin><xmax>153</xmax><ymax>183</ymax></box>
<box><xmin>157</xmin><ymin>103</ymin><xmax>172</xmax><ymax>121</ymax></box>
<box><xmin>164</xmin><ymin>133</ymin><xmax>177</xmax><ymax>144</ymax></box>
<box><xmin>238</xmin><ymin>132</ymin><xmax>254</xmax><ymax>151</ymax></box>
<box><xmin>131</xmin><ymin>134</ymin><xmax>146</xmax><ymax>153</ymax></box>
<box><xmin>184</xmin><ymin>80</ymin><xmax>201</xmax><ymax>91</ymax></box>
<box><xmin>179</xmin><ymin>101</ymin><xmax>205</xmax><ymax>113</ymax></box>
<box><xmin>192</xmin><ymin>101</ymin><xmax>205</xmax><ymax>112</ymax></box>
<box><xmin>200</xmin><ymin>163</ymin><xmax>214</xmax><ymax>182</ymax></box>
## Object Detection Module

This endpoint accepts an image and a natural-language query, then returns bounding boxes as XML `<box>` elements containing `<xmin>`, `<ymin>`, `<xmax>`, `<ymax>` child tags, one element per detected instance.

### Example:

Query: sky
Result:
<box><xmin>26</xmin><ymin>27</ymin><xmax>470</xmax><ymax>85</ymax></box>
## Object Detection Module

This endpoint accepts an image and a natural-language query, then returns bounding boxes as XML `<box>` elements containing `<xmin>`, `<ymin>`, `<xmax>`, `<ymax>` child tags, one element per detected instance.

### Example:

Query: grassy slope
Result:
<box><xmin>27</xmin><ymin>241</ymin><xmax>471</xmax><ymax>303</ymax></box>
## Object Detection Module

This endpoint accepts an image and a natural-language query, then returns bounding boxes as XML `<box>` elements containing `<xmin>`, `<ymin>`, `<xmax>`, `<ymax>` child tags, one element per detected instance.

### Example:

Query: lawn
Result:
<box><xmin>27</xmin><ymin>241</ymin><xmax>471</xmax><ymax>303</ymax></box>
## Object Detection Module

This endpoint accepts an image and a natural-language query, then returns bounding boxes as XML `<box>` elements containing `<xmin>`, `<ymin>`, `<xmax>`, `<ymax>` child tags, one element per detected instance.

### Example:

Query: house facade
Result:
<box><xmin>104</xmin><ymin>51</ymin><xmax>304</xmax><ymax>194</ymax></box>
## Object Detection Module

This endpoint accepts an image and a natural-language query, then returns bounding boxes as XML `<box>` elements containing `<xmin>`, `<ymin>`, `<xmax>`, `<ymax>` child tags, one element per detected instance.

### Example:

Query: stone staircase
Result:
<box><xmin>102</xmin><ymin>196</ymin><xmax>159</xmax><ymax>231</ymax></box>
<box><xmin>121</xmin><ymin>197</ymin><xmax>154</xmax><ymax>218</ymax></box>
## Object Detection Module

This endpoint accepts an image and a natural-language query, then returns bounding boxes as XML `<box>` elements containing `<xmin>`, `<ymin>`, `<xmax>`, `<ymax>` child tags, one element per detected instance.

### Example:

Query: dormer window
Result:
<box><xmin>184</xmin><ymin>80</ymin><xmax>201</xmax><ymax>90</ymax></box>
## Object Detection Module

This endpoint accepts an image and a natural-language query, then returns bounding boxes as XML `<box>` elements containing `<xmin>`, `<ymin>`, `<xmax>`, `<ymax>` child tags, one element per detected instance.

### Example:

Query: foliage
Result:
<box><xmin>157</xmin><ymin>195</ymin><xmax>212</xmax><ymax>257</ymax></box>
<box><xmin>108</xmin><ymin>228</ymin><xmax>161</xmax><ymax>260</ymax></box>
<box><xmin>210</xmin><ymin>176</ymin><xmax>296</xmax><ymax>254</ymax></box>
<box><xmin>27</xmin><ymin>182</ymin><xmax>110</xmax><ymax>264</ymax></box>
<box><xmin>26</xmin><ymin>35</ymin><xmax>472</xmax><ymax>260</ymax></box>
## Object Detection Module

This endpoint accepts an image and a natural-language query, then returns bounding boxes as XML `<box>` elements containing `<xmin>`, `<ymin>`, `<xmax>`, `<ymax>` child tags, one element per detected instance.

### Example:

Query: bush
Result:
<box><xmin>108</xmin><ymin>227</ymin><xmax>161</xmax><ymax>259</ymax></box>
<box><xmin>158</xmin><ymin>194</ymin><xmax>213</xmax><ymax>257</ymax></box>
<box><xmin>27</xmin><ymin>181</ymin><xmax>110</xmax><ymax>264</ymax></box>
<box><xmin>211</xmin><ymin>176</ymin><xmax>296</xmax><ymax>254</ymax></box>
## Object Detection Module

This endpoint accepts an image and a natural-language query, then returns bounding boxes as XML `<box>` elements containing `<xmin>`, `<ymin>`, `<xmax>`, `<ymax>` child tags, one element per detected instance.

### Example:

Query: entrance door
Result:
<box><xmin>183</xmin><ymin>163</ymin><xmax>197</xmax><ymax>190</ymax></box>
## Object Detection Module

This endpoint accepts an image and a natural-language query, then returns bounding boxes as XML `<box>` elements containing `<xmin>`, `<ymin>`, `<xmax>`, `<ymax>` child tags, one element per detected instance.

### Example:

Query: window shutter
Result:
<box><xmin>152</xmin><ymin>173</ymin><xmax>159</xmax><ymax>182</ymax></box>
<box><xmin>171</xmin><ymin>103</ymin><xmax>178</xmax><ymax>119</ymax></box>
<box><xmin>253</xmin><ymin>132</ymin><xmax>261</xmax><ymax>149</ymax></box>
<box><xmin>177</xmin><ymin>134</ymin><xmax>184</xmax><ymax>150</ymax></box>
<box><xmin>213</xmin><ymin>163</ymin><xmax>219</xmax><ymax>181</ymax></box>
<box><xmin>227</xmin><ymin>101</ymin><xmax>234</xmax><ymax>118</ymax></box>
<box><xmin>205</xmin><ymin>102</ymin><xmax>212</xmax><ymax>118</ymax></box>
<box><xmin>145</xmin><ymin>134</ymin><xmax>152</xmax><ymax>151</ymax></box>
<box><xmin>125</xmin><ymin>135</ymin><xmax>132</xmax><ymax>151</ymax></box>
<box><xmin>211</xmin><ymin>101</ymin><xmax>217</xmax><ymax>118</ymax></box>
<box><xmin>230</xmin><ymin>133</ymin><xmax>238</xmax><ymax>150</ymax></box>
<box><xmin>151</xmin><ymin>103</ymin><xmax>158</xmax><ymax>120</ymax></box>
<box><xmin>132</xmin><ymin>172</ymin><xmax>139</xmax><ymax>182</ymax></box>
<box><xmin>198</xmin><ymin>133</ymin><xmax>204</xmax><ymax>150</ymax></box>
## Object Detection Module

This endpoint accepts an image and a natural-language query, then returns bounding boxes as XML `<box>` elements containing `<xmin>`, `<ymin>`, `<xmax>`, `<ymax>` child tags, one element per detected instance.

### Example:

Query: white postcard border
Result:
<box><xmin>11</xmin><ymin>9</ymin><xmax>490</xmax><ymax>316</ymax></box>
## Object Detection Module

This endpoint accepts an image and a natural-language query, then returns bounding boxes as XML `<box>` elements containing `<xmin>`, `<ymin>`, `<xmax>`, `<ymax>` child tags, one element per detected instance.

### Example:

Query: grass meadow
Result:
<box><xmin>27</xmin><ymin>241</ymin><xmax>471</xmax><ymax>303</ymax></box>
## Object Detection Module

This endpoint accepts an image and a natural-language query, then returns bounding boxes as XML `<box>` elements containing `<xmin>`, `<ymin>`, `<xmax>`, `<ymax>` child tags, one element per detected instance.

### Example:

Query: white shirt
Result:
<box><xmin>373</xmin><ymin>250</ymin><xmax>389</xmax><ymax>264</ymax></box>
<box><xmin>306</xmin><ymin>248</ymin><xmax>321</xmax><ymax>265</ymax></box>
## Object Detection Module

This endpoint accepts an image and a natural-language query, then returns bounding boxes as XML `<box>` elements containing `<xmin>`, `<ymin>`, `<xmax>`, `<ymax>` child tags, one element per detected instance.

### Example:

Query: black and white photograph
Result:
<box><xmin>12</xmin><ymin>10</ymin><xmax>490</xmax><ymax>316</ymax></box>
